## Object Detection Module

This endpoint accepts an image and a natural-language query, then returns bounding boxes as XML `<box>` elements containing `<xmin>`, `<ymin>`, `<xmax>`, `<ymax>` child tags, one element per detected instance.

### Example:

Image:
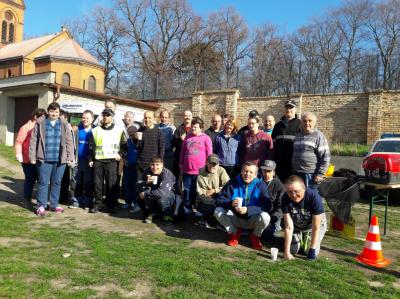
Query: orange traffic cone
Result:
<box><xmin>356</xmin><ymin>215</ymin><xmax>390</xmax><ymax>268</ymax></box>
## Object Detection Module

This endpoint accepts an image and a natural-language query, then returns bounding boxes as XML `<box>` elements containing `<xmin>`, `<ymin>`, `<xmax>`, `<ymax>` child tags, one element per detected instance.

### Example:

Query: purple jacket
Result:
<box><xmin>179</xmin><ymin>133</ymin><xmax>213</xmax><ymax>175</ymax></box>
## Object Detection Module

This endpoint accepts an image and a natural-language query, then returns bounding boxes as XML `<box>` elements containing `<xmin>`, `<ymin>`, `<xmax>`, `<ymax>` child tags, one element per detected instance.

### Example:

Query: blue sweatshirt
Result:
<box><xmin>127</xmin><ymin>138</ymin><xmax>138</xmax><ymax>165</ymax></box>
<box><xmin>77</xmin><ymin>123</ymin><xmax>93</xmax><ymax>160</ymax></box>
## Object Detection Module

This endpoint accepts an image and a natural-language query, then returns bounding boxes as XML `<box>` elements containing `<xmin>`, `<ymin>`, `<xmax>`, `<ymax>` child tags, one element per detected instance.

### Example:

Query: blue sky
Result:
<box><xmin>24</xmin><ymin>0</ymin><xmax>343</xmax><ymax>38</ymax></box>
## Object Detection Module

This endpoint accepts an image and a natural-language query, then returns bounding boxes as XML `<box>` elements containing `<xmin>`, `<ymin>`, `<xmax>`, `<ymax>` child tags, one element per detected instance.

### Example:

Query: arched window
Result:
<box><xmin>62</xmin><ymin>72</ymin><xmax>70</xmax><ymax>86</ymax></box>
<box><xmin>8</xmin><ymin>23</ymin><xmax>14</xmax><ymax>42</ymax></box>
<box><xmin>1</xmin><ymin>11</ymin><xmax>15</xmax><ymax>43</ymax></box>
<box><xmin>88</xmin><ymin>76</ymin><xmax>96</xmax><ymax>91</ymax></box>
<box><xmin>1</xmin><ymin>21</ymin><xmax>7</xmax><ymax>42</ymax></box>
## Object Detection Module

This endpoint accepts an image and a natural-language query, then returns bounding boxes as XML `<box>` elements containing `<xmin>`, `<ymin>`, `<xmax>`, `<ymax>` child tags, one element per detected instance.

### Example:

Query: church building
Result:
<box><xmin>0</xmin><ymin>0</ymin><xmax>158</xmax><ymax>145</ymax></box>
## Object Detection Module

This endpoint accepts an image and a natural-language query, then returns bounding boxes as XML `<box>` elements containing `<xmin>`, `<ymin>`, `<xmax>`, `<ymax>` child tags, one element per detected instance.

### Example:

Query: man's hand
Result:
<box><xmin>284</xmin><ymin>252</ymin><xmax>295</xmax><ymax>261</ymax></box>
<box><xmin>67</xmin><ymin>161</ymin><xmax>74</xmax><ymax>167</ymax></box>
<box><xmin>206</xmin><ymin>189</ymin><xmax>215</xmax><ymax>197</ymax></box>
<box><xmin>139</xmin><ymin>192</ymin><xmax>145</xmax><ymax>200</ymax></box>
<box><xmin>16</xmin><ymin>154</ymin><xmax>23</xmax><ymax>163</ymax></box>
<box><xmin>89</xmin><ymin>161</ymin><xmax>94</xmax><ymax>167</ymax></box>
<box><xmin>235</xmin><ymin>207</ymin><xmax>247</xmax><ymax>214</ymax></box>
<box><xmin>30</xmin><ymin>160</ymin><xmax>36</xmax><ymax>165</ymax></box>
<box><xmin>115</xmin><ymin>154</ymin><xmax>121</xmax><ymax>162</ymax></box>
<box><xmin>314</xmin><ymin>175</ymin><xmax>324</xmax><ymax>183</ymax></box>
<box><xmin>180</xmin><ymin>133</ymin><xmax>187</xmax><ymax>141</ymax></box>
<box><xmin>232</xmin><ymin>199</ymin><xmax>239</xmax><ymax>208</ymax></box>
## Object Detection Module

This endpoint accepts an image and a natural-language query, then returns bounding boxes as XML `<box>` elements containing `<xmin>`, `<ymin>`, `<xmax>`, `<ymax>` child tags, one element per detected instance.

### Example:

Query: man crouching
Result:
<box><xmin>137</xmin><ymin>156</ymin><xmax>176</xmax><ymax>225</ymax></box>
<box><xmin>214</xmin><ymin>161</ymin><xmax>271</xmax><ymax>250</ymax></box>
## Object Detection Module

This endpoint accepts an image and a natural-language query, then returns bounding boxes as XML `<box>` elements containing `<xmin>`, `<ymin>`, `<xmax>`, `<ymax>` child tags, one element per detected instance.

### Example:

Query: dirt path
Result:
<box><xmin>0</xmin><ymin>156</ymin><xmax>234</xmax><ymax>252</ymax></box>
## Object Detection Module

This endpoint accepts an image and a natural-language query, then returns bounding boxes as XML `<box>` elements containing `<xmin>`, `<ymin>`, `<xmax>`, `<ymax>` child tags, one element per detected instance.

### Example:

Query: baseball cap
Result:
<box><xmin>207</xmin><ymin>154</ymin><xmax>219</xmax><ymax>165</ymax></box>
<box><xmin>260</xmin><ymin>160</ymin><xmax>276</xmax><ymax>171</ymax></box>
<box><xmin>285</xmin><ymin>100</ymin><xmax>296</xmax><ymax>108</ymax></box>
<box><xmin>102</xmin><ymin>108</ymin><xmax>115</xmax><ymax>116</ymax></box>
<box><xmin>249</xmin><ymin>110</ymin><xmax>259</xmax><ymax>117</ymax></box>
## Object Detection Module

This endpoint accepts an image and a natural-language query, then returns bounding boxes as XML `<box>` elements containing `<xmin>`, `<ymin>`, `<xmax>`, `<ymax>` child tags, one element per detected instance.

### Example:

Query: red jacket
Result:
<box><xmin>15</xmin><ymin>120</ymin><xmax>36</xmax><ymax>163</ymax></box>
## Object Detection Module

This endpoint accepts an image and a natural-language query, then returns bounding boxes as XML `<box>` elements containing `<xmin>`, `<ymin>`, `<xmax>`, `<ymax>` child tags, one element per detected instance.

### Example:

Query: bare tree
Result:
<box><xmin>367</xmin><ymin>0</ymin><xmax>400</xmax><ymax>89</ymax></box>
<box><xmin>210</xmin><ymin>7</ymin><xmax>250</xmax><ymax>88</ymax></box>
<box><xmin>333</xmin><ymin>0</ymin><xmax>370</xmax><ymax>91</ymax></box>
<box><xmin>89</xmin><ymin>7</ymin><xmax>124</xmax><ymax>94</ymax></box>
<box><xmin>116</xmin><ymin>0</ymin><xmax>194</xmax><ymax>98</ymax></box>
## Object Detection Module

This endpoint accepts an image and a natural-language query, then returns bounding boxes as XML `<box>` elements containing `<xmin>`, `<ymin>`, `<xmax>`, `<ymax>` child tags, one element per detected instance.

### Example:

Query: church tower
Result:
<box><xmin>0</xmin><ymin>0</ymin><xmax>25</xmax><ymax>45</ymax></box>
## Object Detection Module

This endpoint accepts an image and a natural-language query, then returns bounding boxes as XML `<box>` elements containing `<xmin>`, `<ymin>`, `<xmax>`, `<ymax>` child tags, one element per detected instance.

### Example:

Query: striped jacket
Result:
<box><xmin>292</xmin><ymin>129</ymin><xmax>330</xmax><ymax>176</ymax></box>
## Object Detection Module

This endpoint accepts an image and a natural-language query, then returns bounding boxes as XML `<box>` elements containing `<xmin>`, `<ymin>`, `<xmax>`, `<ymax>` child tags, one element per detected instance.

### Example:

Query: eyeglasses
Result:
<box><xmin>287</xmin><ymin>189</ymin><xmax>303</xmax><ymax>195</ymax></box>
<box><xmin>207</xmin><ymin>162</ymin><xmax>217</xmax><ymax>166</ymax></box>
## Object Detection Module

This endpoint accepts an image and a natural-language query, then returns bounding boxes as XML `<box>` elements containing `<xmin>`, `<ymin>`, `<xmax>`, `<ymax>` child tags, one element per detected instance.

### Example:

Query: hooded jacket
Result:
<box><xmin>216</xmin><ymin>176</ymin><xmax>271</xmax><ymax>218</ymax></box>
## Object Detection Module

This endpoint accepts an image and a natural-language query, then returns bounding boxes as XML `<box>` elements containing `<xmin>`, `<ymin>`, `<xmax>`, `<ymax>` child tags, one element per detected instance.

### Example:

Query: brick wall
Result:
<box><xmin>154</xmin><ymin>89</ymin><xmax>400</xmax><ymax>144</ymax></box>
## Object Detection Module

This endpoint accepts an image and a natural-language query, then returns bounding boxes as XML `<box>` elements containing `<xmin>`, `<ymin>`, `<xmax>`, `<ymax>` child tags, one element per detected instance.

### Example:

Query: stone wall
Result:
<box><xmin>153</xmin><ymin>89</ymin><xmax>400</xmax><ymax>145</ymax></box>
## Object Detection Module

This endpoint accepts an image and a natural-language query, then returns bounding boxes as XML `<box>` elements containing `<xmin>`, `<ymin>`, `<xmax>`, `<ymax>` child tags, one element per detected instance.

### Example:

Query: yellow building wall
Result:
<box><xmin>50</xmin><ymin>61</ymin><xmax>104</xmax><ymax>93</ymax></box>
<box><xmin>0</xmin><ymin>2</ymin><xmax>24</xmax><ymax>43</ymax></box>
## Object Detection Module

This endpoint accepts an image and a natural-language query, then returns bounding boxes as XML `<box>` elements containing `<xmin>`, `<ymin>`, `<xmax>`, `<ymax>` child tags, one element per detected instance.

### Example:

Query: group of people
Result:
<box><xmin>15</xmin><ymin>98</ymin><xmax>331</xmax><ymax>260</ymax></box>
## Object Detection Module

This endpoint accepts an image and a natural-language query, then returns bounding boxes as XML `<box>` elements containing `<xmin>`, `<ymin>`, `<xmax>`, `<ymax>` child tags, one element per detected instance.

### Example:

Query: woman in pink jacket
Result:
<box><xmin>15</xmin><ymin>108</ymin><xmax>46</xmax><ymax>210</ymax></box>
<box><xmin>180</xmin><ymin>117</ymin><xmax>212</xmax><ymax>212</ymax></box>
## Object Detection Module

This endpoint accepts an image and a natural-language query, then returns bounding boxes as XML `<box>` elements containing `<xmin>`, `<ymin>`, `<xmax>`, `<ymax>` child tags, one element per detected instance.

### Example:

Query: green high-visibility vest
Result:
<box><xmin>92</xmin><ymin>126</ymin><xmax>123</xmax><ymax>160</ymax></box>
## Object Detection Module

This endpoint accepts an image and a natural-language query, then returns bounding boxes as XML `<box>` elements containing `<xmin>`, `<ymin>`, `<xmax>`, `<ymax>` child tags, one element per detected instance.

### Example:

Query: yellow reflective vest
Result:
<box><xmin>92</xmin><ymin>125</ymin><xmax>124</xmax><ymax>160</ymax></box>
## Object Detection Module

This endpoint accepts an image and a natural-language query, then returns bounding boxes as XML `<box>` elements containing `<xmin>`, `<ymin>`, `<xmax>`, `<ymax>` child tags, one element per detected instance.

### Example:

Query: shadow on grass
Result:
<box><xmin>0</xmin><ymin>176</ymin><xmax>30</xmax><ymax>210</ymax></box>
<box><xmin>322</xmin><ymin>245</ymin><xmax>400</xmax><ymax>278</ymax></box>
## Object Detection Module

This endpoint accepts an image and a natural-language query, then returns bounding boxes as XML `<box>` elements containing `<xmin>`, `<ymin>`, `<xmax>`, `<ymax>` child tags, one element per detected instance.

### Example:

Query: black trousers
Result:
<box><xmin>92</xmin><ymin>160</ymin><xmax>118</xmax><ymax>209</ymax></box>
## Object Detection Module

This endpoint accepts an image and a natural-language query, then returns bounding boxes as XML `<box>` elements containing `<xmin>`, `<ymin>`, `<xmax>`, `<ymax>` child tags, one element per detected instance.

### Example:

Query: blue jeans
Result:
<box><xmin>21</xmin><ymin>163</ymin><xmax>38</xmax><ymax>199</ymax></box>
<box><xmin>182</xmin><ymin>174</ymin><xmax>198</xmax><ymax>209</ymax></box>
<box><xmin>36</xmin><ymin>161</ymin><xmax>66</xmax><ymax>209</ymax></box>
<box><xmin>144</xmin><ymin>192</ymin><xmax>175</xmax><ymax>217</ymax></box>
<box><xmin>123</xmin><ymin>164</ymin><xmax>138</xmax><ymax>205</ymax></box>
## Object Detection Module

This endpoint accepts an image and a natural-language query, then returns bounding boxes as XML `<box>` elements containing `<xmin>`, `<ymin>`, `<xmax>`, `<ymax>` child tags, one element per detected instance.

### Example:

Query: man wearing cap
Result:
<box><xmin>195</xmin><ymin>154</ymin><xmax>230</xmax><ymax>226</ymax></box>
<box><xmin>271</xmin><ymin>100</ymin><xmax>302</xmax><ymax>182</ymax></box>
<box><xmin>282</xmin><ymin>175</ymin><xmax>327</xmax><ymax>261</ymax></box>
<box><xmin>292</xmin><ymin>112</ymin><xmax>330</xmax><ymax>190</ymax></box>
<box><xmin>260</xmin><ymin>160</ymin><xmax>286</xmax><ymax>240</ymax></box>
<box><xmin>238</xmin><ymin>110</ymin><xmax>264</xmax><ymax>139</ymax></box>
<box><xmin>88</xmin><ymin>108</ymin><xmax>126</xmax><ymax>213</ymax></box>
<box><xmin>214</xmin><ymin>161</ymin><xmax>271</xmax><ymax>250</ymax></box>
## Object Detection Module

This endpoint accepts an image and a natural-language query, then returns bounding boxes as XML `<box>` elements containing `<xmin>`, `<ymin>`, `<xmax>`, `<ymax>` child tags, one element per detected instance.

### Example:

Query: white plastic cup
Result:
<box><xmin>271</xmin><ymin>247</ymin><xmax>278</xmax><ymax>261</ymax></box>
<box><xmin>236</xmin><ymin>197</ymin><xmax>243</xmax><ymax>208</ymax></box>
<box><xmin>136</xmin><ymin>132</ymin><xmax>143</xmax><ymax>140</ymax></box>
<box><xmin>152</xmin><ymin>176</ymin><xmax>158</xmax><ymax>185</ymax></box>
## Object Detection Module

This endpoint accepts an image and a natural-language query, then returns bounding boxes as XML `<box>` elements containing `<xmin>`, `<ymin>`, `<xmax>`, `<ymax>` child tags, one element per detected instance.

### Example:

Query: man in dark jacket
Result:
<box><xmin>260</xmin><ymin>160</ymin><xmax>286</xmax><ymax>240</ymax></box>
<box><xmin>135</xmin><ymin>111</ymin><xmax>165</xmax><ymax>177</ymax></box>
<box><xmin>214</xmin><ymin>161</ymin><xmax>271</xmax><ymax>250</ymax></box>
<box><xmin>204</xmin><ymin>113</ymin><xmax>222</xmax><ymax>153</ymax></box>
<box><xmin>172</xmin><ymin>110</ymin><xmax>192</xmax><ymax>178</ymax></box>
<box><xmin>137</xmin><ymin>156</ymin><xmax>176</xmax><ymax>225</ymax></box>
<box><xmin>271</xmin><ymin>100</ymin><xmax>302</xmax><ymax>182</ymax></box>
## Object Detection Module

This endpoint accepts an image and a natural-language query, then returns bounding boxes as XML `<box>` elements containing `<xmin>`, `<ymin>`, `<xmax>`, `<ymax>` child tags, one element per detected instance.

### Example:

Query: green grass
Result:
<box><xmin>0</xmin><ymin>207</ymin><xmax>399</xmax><ymax>298</ymax></box>
<box><xmin>0</xmin><ymin>144</ymin><xmax>18</xmax><ymax>165</ymax></box>
<box><xmin>330</xmin><ymin>143</ymin><xmax>370</xmax><ymax>157</ymax></box>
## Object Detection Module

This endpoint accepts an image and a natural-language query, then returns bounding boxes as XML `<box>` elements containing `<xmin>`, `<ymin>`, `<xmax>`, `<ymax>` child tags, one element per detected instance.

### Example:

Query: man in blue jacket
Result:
<box><xmin>214</xmin><ymin>161</ymin><xmax>271</xmax><ymax>250</ymax></box>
